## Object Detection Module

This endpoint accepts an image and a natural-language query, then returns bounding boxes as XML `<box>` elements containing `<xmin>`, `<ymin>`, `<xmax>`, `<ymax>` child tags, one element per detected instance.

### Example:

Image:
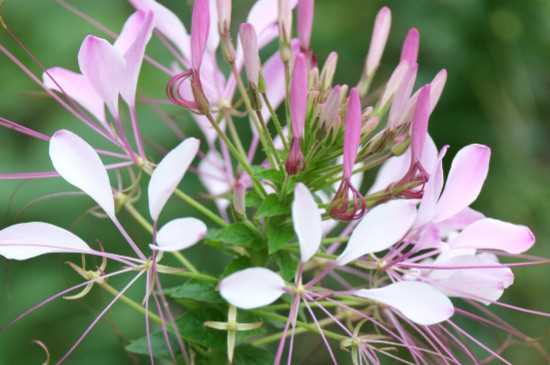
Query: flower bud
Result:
<box><xmin>365</xmin><ymin>6</ymin><xmax>391</xmax><ymax>78</ymax></box>
<box><xmin>290</xmin><ymin>53</ymin><xmax>308</xmax><ymax>139</ymax></box>
<box><xmin>319</xmin><ymin>85</ymin><xmax>342</xmax><ymax>132</ymax></box>
<box><xmin>319</xmin><ymin>51</ymin><xmax>338</xmax><ymax>93</ymax></box>
<box><xmin>343</xmin><ymin>88</ymin><xmax>361</xmax><ymax>179</ymax></box>
<box><xmin>285</xmin><ymin>137</ymin><xmax>305</xmax><ymax>175</ymax></box>
<box><xmin>400</xmin><ymin>28</ymin><xmax>420</xmax><ymax>64</ymax></box>
<box><xmin>216</xmin><ymin>0</ymin><xmax>232</xmax><ymax>34</ymax></box>
<box><xmin>278</xmin><ymin>0</ymin><xmax>293</xmax><ymax>43</ymax></box>
<box><xmin>239</xmin><ymin>23</ymin><xmax>261</xmax><ymax>87</ymax></box>
<box><xmin>297</xmin><ymin>0</ymin><xmax>314</xmax><ymax>50</ymax></box>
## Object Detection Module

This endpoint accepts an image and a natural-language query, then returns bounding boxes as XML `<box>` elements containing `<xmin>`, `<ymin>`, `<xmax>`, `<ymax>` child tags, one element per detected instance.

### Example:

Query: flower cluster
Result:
<box><xmin>0</xmin><ymin>0</ymin><xmax>549</xmax><ymax>364</ymax></box>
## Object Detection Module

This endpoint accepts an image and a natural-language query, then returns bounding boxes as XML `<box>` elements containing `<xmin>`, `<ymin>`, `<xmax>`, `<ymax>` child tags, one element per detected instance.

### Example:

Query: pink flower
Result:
<box><xmin>364</xmin><ymin>6</ymin><xmax>391</xmax><ymax>78</ymax></box>
<box><xmin>297</xmin><ymin>0</ymin><xmax>314</xmax><ymax>50</ymax></box>
<box><xmin>286</xmin><ymin>53</ymin><xmax>308</xmax><ymax>175</ymax></box>
<box><xmin>239</xmin><ymin>23</ymin><xmax>261</xmax><ymax>86</ymax></box>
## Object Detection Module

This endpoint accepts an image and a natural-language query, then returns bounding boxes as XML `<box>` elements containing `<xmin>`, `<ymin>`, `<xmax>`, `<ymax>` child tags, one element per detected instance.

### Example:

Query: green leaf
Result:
<box><xmin>245</xmin><ymin>190</ymin><xmax>263</xmax><ymax>208</ymax></box>
<box><xmin>251</xmin><ymin>166</ymin><xmax>284</xmax><ymax>186</ymax></box>
<box><xmin>176</xmin><ymin>309</ymin><xmax>226</xmax><ymax>348</ymax></box>
<box><xmin>197</xmin><ymin>345</ymin><xmax>274</xmax><ymax>365</ymax></box>
<box><xmin>126</xmin><ymin>332</ymin><xmax>178</xmax><ymax>358</ymax></box>
<box><xmin>164</xmin><ymin>281</ymin><xmax>222</xmax><ymax>304</ymax></box>
<box><xmin>206</xmin><ymin>223</ymin><xmax>261</xmax><ymax>248</ymax></box>
<box><xmin>223</xmin><ymin>256</ymin><xmax>253</xmax><ymax>276</ymax></box>
<box><xmin>256</xmin><ymin>194</ymin><xmax>289</xmax><ymax>219</ymax></box>
<box><xmin>275</xmin><ymin>251</ymin><xmax>298</xmax><ymax>281</ymax></box>
<box><xmin>266</xmin><ymin>221</ymin><xmax>295</xmax><ymax>254</ymax></box>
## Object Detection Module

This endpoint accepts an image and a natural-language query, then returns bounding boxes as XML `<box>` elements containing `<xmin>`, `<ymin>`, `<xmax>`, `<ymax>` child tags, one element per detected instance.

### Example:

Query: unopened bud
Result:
<box><xmin>216</xmin><ymin>0</ymin><xmax>232</xmax><ymax>35</ymax></box>
<box><xmin>278</xmin><ymin>0</ymin><xmax>293</xmax><ymax>43</ymax></box>
<box><xmin>320</xmin><ymin>52</ymin><xmax>338</xmax><ymax>93</ymax></box>
<box><xmin>285</xmin><ymin>137</ymin><xmax>305</xmax><ymax>175</ymax></box>
<box><xmin>239</xmin><ymin>23</ymin><xmax>261</xmax><ymax>86</ymax></box>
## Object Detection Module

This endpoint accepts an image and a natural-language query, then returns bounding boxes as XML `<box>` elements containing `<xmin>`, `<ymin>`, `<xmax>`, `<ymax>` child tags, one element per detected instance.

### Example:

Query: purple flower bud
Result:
<box><xmin>400</xmin><ymin>28</ymin><xmax>419</xmax><ymax>64</ymax></box>
<box><xmin>191</xmin><ymin>0</ymin><xmax>210</xmax><ymax>70</ymax></box>
<box><xmin>297</xmin><ymin>0</ymin><xmax>314</xmax><ymax>50</ymax></box>
<box><xmin>320</xmin><ymin>51</ymin><xmax>338</xmax><ymax>92</ymax></box>
<box><xmin>343</xmin><ymin>88</ymin><xmax>361</xmax><ymax>179</ymax></box>
<box><xmin>285</xmin><ymin>137</ymin><xmax>305</xmax><ymax>175</ymax></box>
<box><xmin>239</xmin><ymin>23</ymin><xmax>261</xmax><ymax>86</ymax></box>
<box><xmin>365</xmin><ymin>6</ymin><xmax>391</xmax><ymax>78</ymax></box>
<box><xmin>216</xmin><ymin>0</ymin><xmax>232</xmax><ymax>33</ymax></box>
<box><xmin>290</xmin><ymin>53</ymin><xmax>308</xmax><ymax>139</ymax></box>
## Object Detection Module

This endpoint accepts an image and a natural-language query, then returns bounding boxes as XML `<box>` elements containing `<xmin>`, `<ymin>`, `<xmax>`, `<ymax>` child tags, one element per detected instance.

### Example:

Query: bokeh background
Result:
<box><xmin>1</xmin><ymin>0</ymin><xmax>550</xmax><ymax>364</ymax></box>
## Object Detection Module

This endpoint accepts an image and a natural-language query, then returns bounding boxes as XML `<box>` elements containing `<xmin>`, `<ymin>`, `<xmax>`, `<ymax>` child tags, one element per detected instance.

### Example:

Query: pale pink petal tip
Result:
<box><xmin>219</xmin><ymin>268</ymin><xmax>286</xmax><ymax>309</ymax></box>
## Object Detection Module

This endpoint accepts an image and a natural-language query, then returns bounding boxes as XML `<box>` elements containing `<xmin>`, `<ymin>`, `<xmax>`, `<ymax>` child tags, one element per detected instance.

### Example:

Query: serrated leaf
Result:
<box><xmin>257</xmin><ymin>194</ymin><xmax>289</xmax><ymax>219</ymax></box>
<box><xmin>266</xmin><ymin>221</ymin><xmax>295</xmax><ymax>254</ymax></box>
<box><xmin>164</xmin><ymin>281</ymin><xmax>222</xmax><ymax>303</ymax></box>
<box><xmin>206</xmin><ymin>223</ymin><xmax>260</xmax><ymax>247</ymax></box>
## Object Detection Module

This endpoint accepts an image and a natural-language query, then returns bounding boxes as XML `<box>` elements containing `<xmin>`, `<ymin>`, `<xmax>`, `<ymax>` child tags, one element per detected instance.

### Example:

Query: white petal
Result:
<box><xmin>292</xmin><ymin>183</ymin><xmax>322</xmax><ymax>262</ymax></box>
<box><xmin>337</xmin><ymin>200</ymin><xmax>417</xmax><ymax>266</ymax></box>
<box><xmin>150</xmin><ymin>218</ymin><xmax>207</xmax><ymax>252</ymax></box>
<box><xmin>354</xmin><ymin>281</ymin><xmax>454</xmax><ymax>325</ymax></box>
<box><xmin>0</xmin><ymin>222</ymin><xmax>90</xmax><ymax>260</ymax></box>
<box><xmin>49</xmin><ymin>130</ymin><xmax>115</xmax><ymax>219</ymax></box>
<box><xmin>198</xmin><ymin>150</ymin><xmax>231</xmax><ymax>211</ymax></box>
<box><xmin>219</xmin><ymin>268</ymin><xmax>286</xmax><ymax>309</ymax></box>
<box><xmin>148</xmin><ymin>138</ymin><xmax>200</xmax><ymax>221</ymax></box>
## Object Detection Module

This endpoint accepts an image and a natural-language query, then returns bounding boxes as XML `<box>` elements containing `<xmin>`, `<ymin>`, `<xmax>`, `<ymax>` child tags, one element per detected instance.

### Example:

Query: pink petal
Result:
<box><xmin>150</xmin><ymin>218</ymin><xmax>207</xmax><ymax>252</ymax></box>
<box><xmin>449</xmin><ymin>218</ymin><xmax>535</xmax><ymax>254</ymax></box>
<box><xmin>129</xmin><ymin>0</ymin><xmax>191</xmax><ymax>59</ymax></box>
<box><xmin>436</xmin><ymin>207</ymin><xmax>485</xmax><ymax>233</ymax></box>
<box><xmin>380</xmin><ymin>61</ymin><xmax>409</xmax><ymax>107</ymax></box>
<box><xmin>115</xmin><ymin>11</ymin><xmax>155</xmax><ymax>107</ymax></box>
<box><xmin>435</xmin><ymin>144</ymin><xmax>491</xmax><ymax>222</ymax></box>
<box><xmin>198</xmin><ymin>150</ymin><xmax>231</xmax><ymax>211</ymax></box>
<box><xmin>290</xmin><ymin>53</ymin><xmax>308</xmax><ymax>138</ymax></box>
<box><xmin>343</xmin><ymin>88</ymin><xmax>362</xmax><ymax>178</ymax></box>
<box><xmin>49</xmin><ymin>130</ymin><xmax>115</xmax><ymax>219</ymax></box>
<box><xmin>292</xmin><ymin>183</ymin><xmax>322</xmax><ymax>262</ymax></box>
<box><xmin>415</xmin><ymin>146</ymin><xmax>447</xmax><ymax>227</ymax></box>
<box><xmin>428</xmin><ymin>253</ymin><xmax>513</xmax><ymax>304</ymax></box>
<box><xmin>78</xmin><ymin>35</ymin><xmax>126</xmax><ymax>117</ymax></box>
<box><xmin>429</xmin><ymin>69</ymin><xmax>447</xmax><ymax>115</ymax></box>
<box><xmin>43</xmin><ymin>67</ymin><xmax>106</xmax><ymax>126</ymax></box>
<box><xmin>0</xmin><ymin>222</ymin><xmax>90</xmax><ymax>260</ymax></box>
<box><xmin>410</xmin><ymin>85</ymin><xmax>431</xmax><ymax>163</ymax></box>
<box><xmin>216</xmin><ymin>0</ymin><xmax>232</xmax><ymax>31</ymax></box>
<box><xmin>248</xmin><ymin>0</ymin><xmax>297</xmax><ymax>39</ymax></box>
<box><xmin>219</xmin><ymin>268</ymin><xmax>286</xmax><ymax>309</ymax></box>
<box><xmin>365</xmin><ymin>6</ymin><xmax>391</xmax><ymax>77</ymax></box>
<box><xmin>148</xmin><ymin>138</ymin><xmax>200</xmax><ymax>221</ymax></box>
<box><xmin>206</xmin><ymin>0</ymin><xmax>220</xmax><ymax>52</ymax></box>
<box><xmin>354</xmin><ymin>281</ymin><xmax>454</xmax><ymax>325</ymax></box>
<box><xmin>388</xmin><ymin>62</ymin><xmax>418</xmax><ymax>128</ymax></box>
<box><xmin>400</xmin><ymin>28</ymin><xmax>420</xmax><ymax>64</ymax></box>
<box><xmin>337</xmin><ymin>200</ymin><xmax>417</xmax><ymax>266</ymax></box>
<box><xmin>297</xmin><ymin>0</ymin><xmax>314</xmax><ymax>50</ymax></box>
<box><xmin>191</xmin><ymin>0</ymin><xmax>210</xmax><ymax>70</ymax></box>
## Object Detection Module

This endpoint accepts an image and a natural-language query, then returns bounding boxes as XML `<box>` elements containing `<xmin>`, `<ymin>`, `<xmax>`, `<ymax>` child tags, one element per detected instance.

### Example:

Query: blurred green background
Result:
<box><xmin>1</xmin><ymin>0</ymin><xmax>550</xmax><ymax>364</ymax></box>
